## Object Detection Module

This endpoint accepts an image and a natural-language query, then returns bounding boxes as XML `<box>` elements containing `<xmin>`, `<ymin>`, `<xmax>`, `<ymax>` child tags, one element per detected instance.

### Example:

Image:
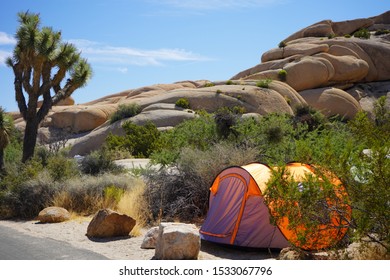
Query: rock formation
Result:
<box><xmin>11</xmin><ymin>11</ymin><xmax>390</xmax><ymax>155</ymax></box>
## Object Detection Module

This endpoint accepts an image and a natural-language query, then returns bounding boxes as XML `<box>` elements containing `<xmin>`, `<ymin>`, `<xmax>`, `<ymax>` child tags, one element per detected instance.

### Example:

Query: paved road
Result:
<box><xmin>0</xmin><ymin>224</ymin><xmax>108</xmax><ymax>260</ymax></box>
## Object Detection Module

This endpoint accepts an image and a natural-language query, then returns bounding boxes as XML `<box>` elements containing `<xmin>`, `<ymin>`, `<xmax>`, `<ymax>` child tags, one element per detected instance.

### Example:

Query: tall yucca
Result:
<box><xmin>7</xmin><ymin>11</ymin><xmax>92</xmax><ymax>162</ymax></box>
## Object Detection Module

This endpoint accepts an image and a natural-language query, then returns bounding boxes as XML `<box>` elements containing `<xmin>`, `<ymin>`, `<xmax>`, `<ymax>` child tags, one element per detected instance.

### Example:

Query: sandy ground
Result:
<box><xmin>0</xmin><ymin>218</ymin><xmax>276</xmax><ymax>260</ymax></box>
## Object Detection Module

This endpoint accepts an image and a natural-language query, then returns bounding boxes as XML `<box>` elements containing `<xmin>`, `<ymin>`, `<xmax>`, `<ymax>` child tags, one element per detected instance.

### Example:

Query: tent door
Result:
<box><xmin>200</xmin><ymin>174</ymin><xmax>247</xmax><ymax>242</ymax></box>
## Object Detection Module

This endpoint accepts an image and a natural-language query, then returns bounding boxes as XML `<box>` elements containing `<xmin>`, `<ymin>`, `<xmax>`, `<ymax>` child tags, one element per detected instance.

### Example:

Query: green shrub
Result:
<box><xmin>374</xmin><ymin>29</ymin><xmax>390</xmax><ymax>36</ymax></box>
<box><xmin>353</xmin><ymin>28</ymin><xmax>371</xmax><ymax>39</ymax></box>
<box><xmin>278</xmin><ymin>41</ymin><xmax>287</xmax><ymax>48</ymax></box>
<box><xmin>256</xmin><ymin>79</ymin><xmax>272</xmax><ymax>88</ymax></box>
<box><xmin>204</xmin><ymin>82</ymin><xmax>215</xmax><ymax>87</ymax></box>
<box><xmin>110</xmin><ymin>103</ymin><xmax>142</xmax><ymax>124</ymax></box>
<box><xmin>79</xmin><ymin>149</ymin><xmax>123</xmax><ymax>175</ymax></box>
<box><xmin>344</xmin><ymin>34</ymin><xmax>352</xmax><ymax>38</ymax></box>
<box><xmin>175</xmin><ymin>98</ymin><xmax>190</xmax><ymax>109</ymax></box>
<box><xmin>46</xmin><ymin>156</ymin><xmax>79</xmax><ymax>181</ymax></box>
<box><xmin>226</xmin><ymin>80</ymin><xmax>234</xmax><ymax>85</ymax></box>
<box><xmin>151</xmin><ymin>114</ymin><xmax>217</xmax><ymax>165</ymax></box>
<box><xmin>278</xmin><ymin>69</ymin><xmax>287</xmax><ymax>81</ymax></box>
<box><xmin>106</xmin><ymin>121</ymin><xmax>160</xmax><ymax>158</ymax></box>
<box><xmin>264</xmin><ymin>165</ymin><xmax>350</xmax><ymax>249</ymax></box>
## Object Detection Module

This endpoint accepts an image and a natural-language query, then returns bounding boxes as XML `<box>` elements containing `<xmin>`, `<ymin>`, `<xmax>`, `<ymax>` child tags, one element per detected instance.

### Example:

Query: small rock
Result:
<box><xmin>346</xmin><ymin>241</ymin><xmax>389</xmax><ymax>260</ymax></box>
<box><xmin>155</xmin><ymin>223</ymin><xmax>200</xmax><ymax>260</ymax></box>
<box><xmin>141</xmin><ymin>226</ymin><xmax>159</xmax><ymax>249</ymax></box>
<box><xmin>278</xmin><ymin>247</ymin><xmax>305</xmax><ymax>260</ymax></box>
<box><xmin>86</xmin><ymin>209</ymin><xmax>136</xmax><ymax>238</ymax></box>
<box><xmin>37</xmin><ymin>206</ymin><xmax>71</xmax><ymax>223</ymax></box>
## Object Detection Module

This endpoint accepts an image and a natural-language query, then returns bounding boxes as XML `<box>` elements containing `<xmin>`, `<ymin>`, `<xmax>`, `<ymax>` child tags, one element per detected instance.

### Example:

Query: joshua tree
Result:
<box><xmin>6</xmin><ymin>12</ymin><xmax>92</xmax><ymax>162</ymax></box>
<box><xmin>0</xmin><ymin>107</ymin><xmax>12</xmax><ymax>173</ymax></box>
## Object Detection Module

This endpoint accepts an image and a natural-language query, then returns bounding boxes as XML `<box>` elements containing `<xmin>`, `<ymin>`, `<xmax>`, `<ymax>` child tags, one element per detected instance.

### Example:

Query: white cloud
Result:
<box><xmin>0</xmin><ymin>32</ymin><xmax>16</xmax><ymax>45</ymax></box>
<box><xmin>69</xmin><ymin>39</ymin><xmax>211</xmax><ymax>67</ymax></box>
<box><xmin>156</xmin><ymin>0</ymin><xmax>282</xmax><ymax>10</ymax></box>
<box><xmin>0</xmin><ymin>50</ymin><xmax>11</xmax><ymax>66</ymax></box>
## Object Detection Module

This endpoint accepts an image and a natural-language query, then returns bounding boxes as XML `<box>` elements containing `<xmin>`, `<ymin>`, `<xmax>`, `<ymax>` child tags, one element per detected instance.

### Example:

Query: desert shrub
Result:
<box><xmin>175</xmin><ymin>98</ymin><xmax>190</xmax><ymax>109</ymax></box>
<box><xmin>79</xmin><ymin>149</ymin><xmax>124</xmax><ymax>175</ymax></box>
<box><xmin>46</xmin><ymin>155</ymin><xmax>79</xmax><ymax>181</ymax></box>
<box><xmin>204</xmin><ymin>82</ymin><xmax>215</xmax><ymax>87</ymax></box>
<box><xmin>264</xmin><ymin>165</ymin><xmax>351</xmax><ymax>249</ymax></box>
<box><xmin>151</xmin><ymin>114</ymin><xmax>217</xmax><ymax>165</ymax></box>
<box><xmin>226</xmin><ymin>80</ymin><xmax>234</xmax><ymax>85</ymax></box>
<box><xmin>52</xmin><ymin>173</ymin><xmax>133</xmax><ymax>215</ymax></box>
<box><xmin>214</xmin><ymin>107</ymin><xmax>243</xmax><ymax>139</ymax></box>
<box><xmin>1</xmin><ymin>171</ymin><xmax>58</xmax><ymax>218</ymax></box>
<box><xmin>145</xmin><ymin>142</ymin><xmax>260</xmax><ymax>222</ymax></box>
<box><xmin>353</xmin><ymin>28</ymin><xmax>371</xmax><ymax>39</ymax></box>
<box><xmin>278</xmin><ymin>69</ymin><xmax>287</xmax><ymax>81</ymax></box>
<box><xmin>106</xmin><ymin>121</ymin><xmax>160</xmax><ymax>158</ymax></box>
<box><xmin>344</xmin><ymin>100</ymin><xmax>390</xmax><ymax>249</ymax></box>
<box><xmin>374</xmin><ymin>29</ymin><xmax>390</xmax><ymax>36</ymax></box>
<box><xmin>256</xmin><ymin>79</ymin><xmax>272</xmax><ymax>88</ymax></box>
<box><xmin>344</xmin><ymin>34</ymin><xmax>352</xmax><ymax>38</ymax></box>
<box><xmin>232</xmin><ymin>113</ymin><xmax>298</xmax><ymax>163</ymax></box>
<box><xmin>110</xmin><ymin>103</ymin><xmax>142</xmax><ymax>124</ymax></box>
<box><xmin>278</xmin><ymin>41</ymin><xmax>287</xmax><ymax>48</ymax></box>
<box><xmin>293</xmin><ymin>104</ymin><xmax>327</xmax><ymax>131</ymax></box>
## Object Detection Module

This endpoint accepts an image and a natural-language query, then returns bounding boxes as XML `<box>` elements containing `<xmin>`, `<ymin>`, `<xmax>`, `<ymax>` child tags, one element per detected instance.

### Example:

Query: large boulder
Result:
<box><xmin>154</xmin><ymin>223</ymin><xmax>200</xmax><ymax>260</ymax></box>
<box><xmin>299</xmin><ymin>87</ymin><xmax>362</xmax><ymax>119</ymax></box>
<box><xmin>46</xmin><ymin>104</ymin><xmax>117</xmax><ymax>133</ymax></box>
<box><xmin>315</xmin><ymin>53</ymin><xmax>369</xmax><ymax>83</ymax></box>
<box><xmin>86</xmin><ymin>209</ymin><xmax>136</xmax><ymax>238</ymax></box>
<box><xmin>37</xmin><ymin>206</ymin><xmax>71</xmax><ymax>223</ymax></box>
<box><xmin>283</xmin><ymin>56</ymin><xmax>334</xmax><ymax>91</ymax></box>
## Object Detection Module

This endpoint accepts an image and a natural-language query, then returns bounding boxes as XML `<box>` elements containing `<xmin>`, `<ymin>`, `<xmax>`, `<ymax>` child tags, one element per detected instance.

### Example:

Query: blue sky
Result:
<box><xmin>0</xmin><ymin>0</ymin><xmax>389</xmax><ymax>112</ymax></box>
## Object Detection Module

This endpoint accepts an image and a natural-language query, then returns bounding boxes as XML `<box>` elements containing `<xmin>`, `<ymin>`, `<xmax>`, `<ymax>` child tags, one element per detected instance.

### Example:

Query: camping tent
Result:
<box><xmin>200</xmin><ymin>162</ymin><xmax>351</xmax><ymax>250</ymax></box>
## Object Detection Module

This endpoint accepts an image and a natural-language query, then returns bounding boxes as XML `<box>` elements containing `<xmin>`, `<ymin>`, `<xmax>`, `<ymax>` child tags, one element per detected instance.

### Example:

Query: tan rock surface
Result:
<box><xmin>299</xmin><ymin>87</ymin><xmax>362</xmax><ymax>119</ymax></box>
<box><xmin>37</xmin><ymin>207</ymin><xmax>71</xmax><ymax>223</ymax></box>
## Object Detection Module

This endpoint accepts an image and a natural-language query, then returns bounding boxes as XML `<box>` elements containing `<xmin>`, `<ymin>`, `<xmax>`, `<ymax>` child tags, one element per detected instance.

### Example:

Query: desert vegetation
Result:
<box><xmin>1</xmin><ymin>97</ymin><xmax>389</xmax><ymax>256</ymax></box>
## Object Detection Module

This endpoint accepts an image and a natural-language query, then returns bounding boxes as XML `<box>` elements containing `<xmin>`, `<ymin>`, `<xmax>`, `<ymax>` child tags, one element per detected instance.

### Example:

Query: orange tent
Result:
<box><xmin>200</xmin><ymin>162</ymin><xmax>351</xmax><ymax>250</ymax></box>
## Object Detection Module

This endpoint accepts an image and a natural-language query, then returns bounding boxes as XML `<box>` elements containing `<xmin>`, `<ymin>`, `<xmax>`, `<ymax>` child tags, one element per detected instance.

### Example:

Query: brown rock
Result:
<box><xmin>86</xmin><ymin>209</ymin><xmax>136</xmax><ymax>238</ymax></box>
<box><xmin>37</xmin><ymin>207</ymin><xmax>71</xmax><ymax>223</ymax></box>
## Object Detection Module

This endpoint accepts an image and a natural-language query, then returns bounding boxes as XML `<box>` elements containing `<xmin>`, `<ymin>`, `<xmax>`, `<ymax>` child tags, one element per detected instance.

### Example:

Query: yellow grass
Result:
<box><xmin>117</xmin><ymin>178</ymin><xmax>150</xmax><ymax>237</ymax></box>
